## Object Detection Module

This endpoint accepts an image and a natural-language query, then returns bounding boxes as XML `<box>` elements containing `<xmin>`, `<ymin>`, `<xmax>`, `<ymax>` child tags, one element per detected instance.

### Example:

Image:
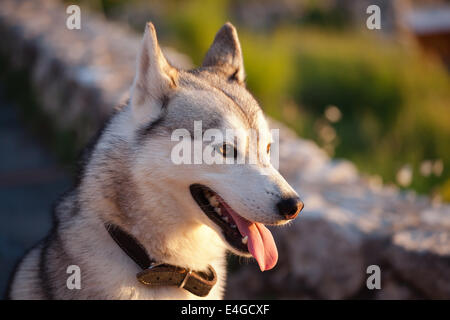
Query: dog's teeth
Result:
<box><xmin>222</xmin><ymin>216</ymin><xmax>229</xmax><ymax>222</ymax></box>
<box><xmin>242</xmin><ymin>236</ymin><xmax>248</xmax><ymax>245</ymax></box>
<box><xmin>231</xmin><ymin>224</ymin><xmax>236</xmax><ymax>228</ymax></box>
<box><xmin>214</xmin><ymin>207</ymin><xmax>222</xmax><ymax>216</ymax></box>
<box><xmin>210</xmin><ymin>197</ymin><xmax>219</xmax><ymax>207</ymax></box>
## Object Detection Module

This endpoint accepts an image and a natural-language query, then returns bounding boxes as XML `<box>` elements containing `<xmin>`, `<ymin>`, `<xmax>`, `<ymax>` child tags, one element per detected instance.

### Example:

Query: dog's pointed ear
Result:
<box><xmin>202</xmin><ymin>22</ymin><xmax>245</xmax><ymax>85</ymax></box>
<box><xmin>130</xmin><ymin>23</ymin><xmax>178</xmax><ymax>123</ymax></box>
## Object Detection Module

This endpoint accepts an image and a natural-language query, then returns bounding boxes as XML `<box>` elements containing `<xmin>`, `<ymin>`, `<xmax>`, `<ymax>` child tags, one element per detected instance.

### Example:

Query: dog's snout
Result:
<box><xmin>276</xmin><ymin>197</ymin><xmax>304</xmax><ymax>220</ymax></box>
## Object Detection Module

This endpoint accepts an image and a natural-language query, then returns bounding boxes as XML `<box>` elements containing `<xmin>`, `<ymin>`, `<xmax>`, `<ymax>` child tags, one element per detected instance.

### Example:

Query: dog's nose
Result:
<box><xmin>276</xmin><ymin>197</ymin><xmax>304</xmax><ymax>220</ymax></box>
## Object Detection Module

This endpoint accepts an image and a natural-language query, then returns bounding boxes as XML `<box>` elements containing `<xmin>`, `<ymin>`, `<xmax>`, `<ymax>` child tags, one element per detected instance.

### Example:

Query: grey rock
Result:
<box><xmin>385</xmin><ymin>228</ymin><xmax>450</xmax><ymax>299</ymax></box>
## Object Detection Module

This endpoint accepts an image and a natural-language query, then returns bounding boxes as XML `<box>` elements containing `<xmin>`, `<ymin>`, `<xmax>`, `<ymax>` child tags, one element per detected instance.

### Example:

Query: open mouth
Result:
<box><xmin>190</xmin><ymin>184</ymin><xmax>278</xmax><ymax>271</ymax></box>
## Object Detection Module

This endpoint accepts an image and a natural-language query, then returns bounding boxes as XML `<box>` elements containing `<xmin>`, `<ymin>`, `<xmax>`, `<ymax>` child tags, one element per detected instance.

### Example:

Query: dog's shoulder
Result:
<box><xmin>8</xmin><ymin>242</ymin><xmax>46</xmax><ymax>299</ymax></box>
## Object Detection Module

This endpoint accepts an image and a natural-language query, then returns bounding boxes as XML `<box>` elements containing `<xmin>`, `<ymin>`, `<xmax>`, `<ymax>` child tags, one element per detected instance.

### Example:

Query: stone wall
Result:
<box><xmin>1</xmin><ymin>0</ymin><xmax>449</xmax><ymax>299</ymax></box>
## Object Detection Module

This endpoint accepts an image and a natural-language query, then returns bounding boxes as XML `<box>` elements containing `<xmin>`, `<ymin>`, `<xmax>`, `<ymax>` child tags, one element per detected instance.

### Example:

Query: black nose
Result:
<box><xmin>276</xmin><ymin>197</ymin><xmax>304</xmax><ymax>220</ymax></box>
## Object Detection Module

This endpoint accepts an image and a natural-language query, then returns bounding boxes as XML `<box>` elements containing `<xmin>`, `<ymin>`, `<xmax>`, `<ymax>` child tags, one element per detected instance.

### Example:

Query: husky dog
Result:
<box><xmin>8</xmin><ymin>22</ymin><xmax>303</xmax><ymax>300</ymax></box>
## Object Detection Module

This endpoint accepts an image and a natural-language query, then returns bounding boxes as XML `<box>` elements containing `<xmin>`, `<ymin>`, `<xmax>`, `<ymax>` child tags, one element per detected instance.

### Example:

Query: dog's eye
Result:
<box><xmin>267</xmin><ymin>143</ymin><xmax>271</xmax><ymax>155</ymax></box>
<box><xmin>219</xmin><ymin>143</ymin><xmax>237</xmax><ymax>158</ymax></box>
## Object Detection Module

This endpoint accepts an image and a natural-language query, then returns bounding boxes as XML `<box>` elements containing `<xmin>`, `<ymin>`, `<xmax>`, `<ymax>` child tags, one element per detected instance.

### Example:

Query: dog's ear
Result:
<box><xmin>202</xmin><ymin>22</ymin><xmax>245</xmax><ymax>85</ymax></box>
<box><xmin>130</xmin><ymin>23</ymin><xmax>178</xmax><ymax>123</ymax></box>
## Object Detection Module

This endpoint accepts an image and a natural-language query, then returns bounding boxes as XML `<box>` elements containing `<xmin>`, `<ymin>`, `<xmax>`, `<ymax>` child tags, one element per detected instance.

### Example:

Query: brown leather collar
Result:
<box><xmin>105</xmin><ymin>224</ymin><xmax>217</xmax><ymax>297</ymax></box>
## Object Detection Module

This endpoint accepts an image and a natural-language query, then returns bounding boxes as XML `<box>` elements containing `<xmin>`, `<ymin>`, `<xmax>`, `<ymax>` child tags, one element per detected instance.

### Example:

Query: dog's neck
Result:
<box><xmin>57</xmin><ymin>186</ymin><xmax>227</xmax><ymax>299</ymax></box>
<box><xmin>82</xmin><ymin>177</ymin><xmax>225</xmax><ymax>264</ymax></box>
<box><xmin>71</xmin><ymin>169</ymin><xmax>228</xmax><ymax>297</ymax></box>
<box><xmin>105</xmin><ymin>223</ymin><xmax>219</xmax><ymax>297</ymax></box>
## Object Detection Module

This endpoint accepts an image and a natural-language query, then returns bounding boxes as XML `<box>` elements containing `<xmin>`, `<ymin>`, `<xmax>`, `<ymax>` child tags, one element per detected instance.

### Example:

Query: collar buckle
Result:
<box><xmin>179</xmin><ymin>269</ymin><xmax>192</xmax><ymax>289</ymax></box>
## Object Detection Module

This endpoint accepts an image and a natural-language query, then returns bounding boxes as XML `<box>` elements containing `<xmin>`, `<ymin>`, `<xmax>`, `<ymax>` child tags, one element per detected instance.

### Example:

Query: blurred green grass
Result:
<box><xmin>281</xmin><ymin>27</ymin><xmax>450</xmax><ymax>199</ymax></box>
<box><xmin>72</xmin><ymin>0</ymin><xmax>450</xmax><ymax>201</ymax></box>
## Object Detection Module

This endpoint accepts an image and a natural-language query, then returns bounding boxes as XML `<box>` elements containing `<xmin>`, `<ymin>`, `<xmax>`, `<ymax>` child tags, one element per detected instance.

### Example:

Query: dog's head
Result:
<box><xmin>128</xmin><ymin>22</ymin><xmax>303</xmax><ymax>271</ymax></box>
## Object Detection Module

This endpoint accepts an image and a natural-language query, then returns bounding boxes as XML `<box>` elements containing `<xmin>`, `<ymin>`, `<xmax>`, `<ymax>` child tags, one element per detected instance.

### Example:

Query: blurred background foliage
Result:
<box><xmin>70</xmin><ymin>0</ymin><xmax>450</xmax><ymax>201</ymax></box>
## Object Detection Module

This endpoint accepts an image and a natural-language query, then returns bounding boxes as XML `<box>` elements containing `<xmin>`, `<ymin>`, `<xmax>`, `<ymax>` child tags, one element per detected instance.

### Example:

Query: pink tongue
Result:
<box><xmin>227</xmin><ymin>210</ymin><xmax>278</xmax><ymax>271</ymax></box>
